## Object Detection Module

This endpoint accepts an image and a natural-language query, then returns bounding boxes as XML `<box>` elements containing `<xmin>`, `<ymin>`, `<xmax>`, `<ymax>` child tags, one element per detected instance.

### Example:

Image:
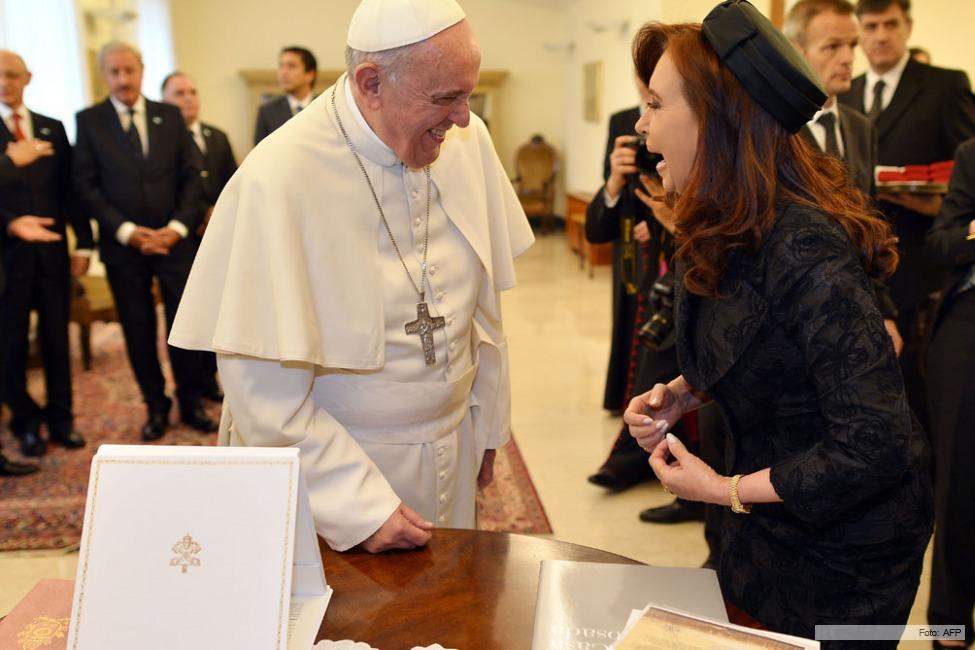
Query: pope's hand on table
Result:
<box><xmin>360</xmin><ymin>503</ymin><xmax>433</xmax><ymax>553</ymax></box>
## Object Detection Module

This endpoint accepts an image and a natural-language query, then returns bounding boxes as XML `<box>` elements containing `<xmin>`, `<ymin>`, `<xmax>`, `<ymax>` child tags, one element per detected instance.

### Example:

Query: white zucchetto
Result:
<box><xmin>347</xmin><ymin>0</ymin><xmax>466</xmax><ymax>52</ymax></box>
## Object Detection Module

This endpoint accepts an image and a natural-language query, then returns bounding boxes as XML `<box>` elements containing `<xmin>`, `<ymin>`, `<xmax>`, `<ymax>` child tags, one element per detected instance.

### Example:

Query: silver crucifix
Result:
<box><xmin>405</xmin><ymin>302</ymin><xmax>446</xmax><ymax>365</ymax></box>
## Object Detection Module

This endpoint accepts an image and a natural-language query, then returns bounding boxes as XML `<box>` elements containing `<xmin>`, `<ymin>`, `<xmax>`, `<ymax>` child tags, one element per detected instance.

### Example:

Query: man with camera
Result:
<box><xmin>584</xmin><ymin>85</ymin><xmax>707</xmax><ymax>525</ymax></box>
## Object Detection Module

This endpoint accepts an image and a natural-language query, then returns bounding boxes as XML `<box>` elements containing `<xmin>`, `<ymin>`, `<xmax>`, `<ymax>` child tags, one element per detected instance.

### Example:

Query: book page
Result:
<box><xmin>616</xmin><ymin>607</ymin><xmax>818</xmax><ymax>650</ymax></box>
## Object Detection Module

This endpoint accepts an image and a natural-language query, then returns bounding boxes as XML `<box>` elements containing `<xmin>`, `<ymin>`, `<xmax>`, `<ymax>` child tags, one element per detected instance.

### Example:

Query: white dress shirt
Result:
<box><xmin>807</xmin><ymin>100</ymin><xmax>845</xmax><ymax>158</ymax></box>
<box><xmin>287</xmin><ymin>93</ymin><xmax>313</xmax><ymax>115</ymax></box>
<box><xmin>188</xmin><ymin>120</ymin><xmax>206</xmax><ymax>155</ymax></box>
<box><xmin>108</xmin><ymin>95</ymin><xmax>189</xmax><ymax>245</ymax></box>
<box><xmin>864</xmin><ymin>51</ymin><xmax>911</xmax><ymax>114</ymax></box>
<box><xmin>0</xmin><ymin>102</ymin><xmax>33</xmax><ymax>140</ymax></box>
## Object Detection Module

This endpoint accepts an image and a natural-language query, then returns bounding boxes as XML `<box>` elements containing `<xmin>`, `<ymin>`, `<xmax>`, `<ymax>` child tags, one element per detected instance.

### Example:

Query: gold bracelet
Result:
<box><xmin>729</xmin><ymin>474</ymin><xmax>751</xmax><ymax>514</ymax></box>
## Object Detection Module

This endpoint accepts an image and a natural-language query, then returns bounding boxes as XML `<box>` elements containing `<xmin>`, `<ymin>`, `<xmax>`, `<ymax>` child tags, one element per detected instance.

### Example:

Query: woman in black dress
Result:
<box><xmin>622</xmin><ymin>3</ymin><xmax>933</xmax><ymax>647</ymax></box>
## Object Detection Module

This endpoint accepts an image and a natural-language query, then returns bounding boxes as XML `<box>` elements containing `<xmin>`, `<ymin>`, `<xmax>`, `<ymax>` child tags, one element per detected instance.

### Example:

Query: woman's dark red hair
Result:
<box><xmin>632</xmin><ymin>22</ymin><xmax>898</xmax><ymax>298</ymax></box>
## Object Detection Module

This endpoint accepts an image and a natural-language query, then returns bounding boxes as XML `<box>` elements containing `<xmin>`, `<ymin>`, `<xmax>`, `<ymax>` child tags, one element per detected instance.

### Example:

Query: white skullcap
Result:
<box><xmin>347</xmin><ymin>0</ymin><xmax>466</xmax><ymax>52</ymax></box>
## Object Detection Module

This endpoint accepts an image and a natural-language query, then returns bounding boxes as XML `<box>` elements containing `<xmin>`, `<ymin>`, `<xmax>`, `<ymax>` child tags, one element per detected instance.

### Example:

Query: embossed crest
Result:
<box><xmin>17</xmin><ymin>616</ymin><xmax>69</xmax><ymax>650</ymax></box>
<box><xmin>170</xmin><ymin>533</ymin><xmax>202</xmax><ymax>573</ymax></box>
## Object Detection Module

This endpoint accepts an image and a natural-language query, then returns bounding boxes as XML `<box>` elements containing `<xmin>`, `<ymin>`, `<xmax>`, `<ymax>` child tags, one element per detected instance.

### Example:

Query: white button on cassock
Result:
<box><xmin>439</xmin><ymin>494</ymin><xmax>446</xmax><ymax>504</ymax></box>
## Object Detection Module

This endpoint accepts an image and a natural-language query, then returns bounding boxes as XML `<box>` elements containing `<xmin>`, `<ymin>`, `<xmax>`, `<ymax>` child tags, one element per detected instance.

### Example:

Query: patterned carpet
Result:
<box><xmin>0</xmin><ymin>322</ymin><xmax>551</xmax><ymax>551</ymax></box>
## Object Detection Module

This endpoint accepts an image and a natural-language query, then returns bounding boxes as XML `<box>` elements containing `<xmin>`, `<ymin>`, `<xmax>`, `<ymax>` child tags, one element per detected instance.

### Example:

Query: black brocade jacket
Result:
<box><xmin>675</xmin><ymin>203</ymin><xmax>933</xmax><ymax>636</ymax></box>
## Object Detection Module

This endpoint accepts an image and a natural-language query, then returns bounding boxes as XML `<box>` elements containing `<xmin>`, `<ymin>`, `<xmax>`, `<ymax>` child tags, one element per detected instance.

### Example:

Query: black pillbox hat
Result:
<box><xmin>702</xmin><ymin>0</ymin><xmax>827</xmax><ymax>133</ymax></box>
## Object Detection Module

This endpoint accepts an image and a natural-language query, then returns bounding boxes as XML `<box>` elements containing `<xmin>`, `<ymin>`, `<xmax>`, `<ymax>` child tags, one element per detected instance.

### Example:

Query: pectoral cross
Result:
<box><xmin>405</xmin><ymin>301</ymin><xmax>446</xmax><ymax>366</ymax></box>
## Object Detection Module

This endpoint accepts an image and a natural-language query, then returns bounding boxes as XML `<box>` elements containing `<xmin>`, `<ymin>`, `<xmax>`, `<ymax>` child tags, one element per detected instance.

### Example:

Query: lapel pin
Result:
<box><xmin>152</xmin><ymin>116</ymin><xmax>163</xmax><ymax>125</ymax></box>
<box><xmin>40</xmin><ymin>127</ymin><xmax>51</xmax><ymax>136</ymax></box>
<box><xmin>203</xmin><ymin>128</ymin><xmax>211</xmax><ymax>137</ymax></box>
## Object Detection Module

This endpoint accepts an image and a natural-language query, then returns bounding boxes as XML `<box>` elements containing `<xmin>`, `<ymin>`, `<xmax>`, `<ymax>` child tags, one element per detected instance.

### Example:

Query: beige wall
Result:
<box><xmin>560</xmin><ymin>0</ymin><xmax>773</xmax><ymax>194</ymax></box>
<box><xmin>852</xmin><ymin>0</ymin><xmax>975</xmax><ymax>80</ymax></box>
<box><xmin>168</xmin><ymin>0</ymin><xmax>973</xmax><ymax>206</ymax></box>
<box><xmin>168</xmin><ymin>0</ymin><xmax>566</xmax><ymax>181</ymax></box>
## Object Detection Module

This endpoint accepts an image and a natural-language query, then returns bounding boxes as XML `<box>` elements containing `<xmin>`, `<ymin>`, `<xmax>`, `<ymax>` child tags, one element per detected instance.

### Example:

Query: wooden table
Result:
<box><xmin>316</xmin><ymin>529</ymin><xmax>641</xmax><ymax>649</ymax></box>
<box><xmin>564</xmin><ymin>191</ymin><xmax>613</xmax><ymax>277</ymax></box>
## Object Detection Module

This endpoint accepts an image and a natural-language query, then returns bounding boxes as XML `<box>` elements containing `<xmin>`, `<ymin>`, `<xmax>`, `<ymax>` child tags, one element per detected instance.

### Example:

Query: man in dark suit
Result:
<box><xmin>253</xmin><ymin>46</ymin><xmax>317</xmax><ymax>146</ymax></box>
<box><xmin>162</xmin><ymin>70</ymin><xmax>238</xmax><ymax>401</ymax></box>
<box><xmin>73</xmin><ymin>41</ymin><xmax>215</xmax><ymax>440</ymax></box>
<box><xmin>0</xmin><ymin>135</ymin><xmax>62</xmax><ymax>475</ymax></box>
<box><xmin>925</xmin><ymin>137</ymin><xmax>975</xmax><ymax>650</ymax></box>
<box><xmin>786</xmin><ymin>0</ymin><xmax>903</xmax><ymax>350</ymax></box>
<box><xmin>839</xmin><ymin>0</ymin><xmax>975</xmax><ymax>428</ymax></box>
<box><xmin>0</xmin><ymin>49</ymin><xmax>91</xmax><ymax>459</ymax></box>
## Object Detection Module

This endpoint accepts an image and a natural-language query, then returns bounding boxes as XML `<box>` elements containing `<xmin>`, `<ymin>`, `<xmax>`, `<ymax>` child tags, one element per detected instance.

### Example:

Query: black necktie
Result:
<box><xmin>126</xmin><ymin>107</ymin><xmax>143</xmax><ymax>157</ymax></box>
<box><xmin>867</xmin><ymin>79</ymin><xmax>886</xmax><ymax>121</ymax></box>
<box><xmin>817</xmin><ymin>112</ymin><xmax>840</xmax><ymax>158</ymax></box>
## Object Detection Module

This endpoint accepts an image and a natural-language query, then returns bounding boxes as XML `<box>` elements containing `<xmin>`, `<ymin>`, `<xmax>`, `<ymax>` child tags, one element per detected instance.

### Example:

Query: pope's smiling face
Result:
<box><xmin>366</xmin><ymin>21</ymin><xmax>481</xmax><ymax>169</ymax></box>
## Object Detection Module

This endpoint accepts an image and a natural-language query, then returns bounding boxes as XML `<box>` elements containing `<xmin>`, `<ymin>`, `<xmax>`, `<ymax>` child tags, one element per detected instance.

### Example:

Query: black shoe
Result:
<box><xmin>180</xmin><ymin>404</ymin><xmax>218</xmax><ymax>433</ymax></box>
<box><xmin>0</xmin><ymin>453</ymin><xmax>40</xmax><ymax>476</ymax></box>
<box><xmin>17</xmin><ymin>430</ymin><xmax>46</xmax><ymax>457</ymax></box>
<box><xmin>143</xmin><ymin>398</ymin><xmax>172</xmax><ymax>441</ymax></box>
<box><xmin>48</xmin><ymin>424</ymin><xmax>86</xmax><ymax>449</ymax></box>
<box><xmin>639</xmin><ymin>499</ymin><xmax>705</xmax><ymax>524</ymax></box>
<box><xmin>588</xmin><ymin>465</ymin><xmax>652</xmax><ymax>491</ymax></box>
<box><xmin>588</xmin><ymin>446</ymin><xmax>655</xmax><ymax>491</ymax></box>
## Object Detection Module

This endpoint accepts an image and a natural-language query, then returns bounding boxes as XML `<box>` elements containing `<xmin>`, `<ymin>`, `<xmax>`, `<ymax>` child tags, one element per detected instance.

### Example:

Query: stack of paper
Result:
<box><xmin>613</xmin><ymin>604</ymin><xmax>819</xmax><ymax>649</ymax></box>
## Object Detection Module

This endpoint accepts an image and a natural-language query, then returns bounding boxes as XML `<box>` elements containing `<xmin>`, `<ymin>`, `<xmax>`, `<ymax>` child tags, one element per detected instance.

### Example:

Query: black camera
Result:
<box><xmin>637</xmin><ymin>270</ymin><xmax>676</xmax><ymax>351</ymax></box>
<box><xmin>625</xmin><ymin>135</ymin><xmax>663</xmax><ymax>177</ymax></box>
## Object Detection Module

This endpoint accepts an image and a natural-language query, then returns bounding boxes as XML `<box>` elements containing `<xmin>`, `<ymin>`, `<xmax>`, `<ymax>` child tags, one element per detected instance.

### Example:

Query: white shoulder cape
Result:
<box><xmin>170</xmin><ymin>77</ymin><xmax>534</xmax><ymax>369</ymax></box>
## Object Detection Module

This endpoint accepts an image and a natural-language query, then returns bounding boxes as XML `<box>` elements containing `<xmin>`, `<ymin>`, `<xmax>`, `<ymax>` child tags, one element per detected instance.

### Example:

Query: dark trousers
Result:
<box><xmin>104</xmin><ymin>243</ymin><xmax>206</xmax><ymax>412</ymax></box>
<box><xmin>926</xmin><ymin>288</ymin><xmax>975</xmax><ymax>644</ymax></box>
<box><xmin>898</xmin><ymin>306</ymin><xmax>933</xmax><ymax>434</ymax></box>
<box><xmin>0</xmin><ymin>244</ymin><xmax>72</xmax><ymax>433</ymax></box>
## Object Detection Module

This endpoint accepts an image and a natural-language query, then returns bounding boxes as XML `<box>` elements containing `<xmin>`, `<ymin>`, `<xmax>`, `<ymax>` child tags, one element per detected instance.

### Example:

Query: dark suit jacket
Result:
<box><xmin>676</xmin><ymin>203</ymin><xmax>932</xmax><ymax>636</ymax></box>
<box><xmin>198</xmin><ymin>122</ymin><xmax>237</xmax><ymax>205</ymax></box>
<box><xmin>800</xmin><ymin>104</ymin><xmax>876</xmax><ymax>196</ymax></box>
<box><xmin>799</xmin><ymin>105</ymin><xmax>898</xmax><ymax>319</ymax></box>
<box><xmin>927</xmin><ymin>137</ymin><xmax>975</xmax><ymax>325</ymax></box>
<box><xmin>1</xmin><ymin>112</ymin><xmax>93</xmax><ymax>278</ymax></box>
<box><xmin>253</xmin><ymin>95</ymin><xmax>293</xmax><ymax>146</ymax></box>
<box><xmin>72</xmin><ymin>98</ymin><xmax>205</xmax><ymax>265</ymax></box>
<box><xmin>0</xmin><ymin>113</ymin><xmax>92</xmax><ymax>246</ymax></box>
<box><xmin>839</xmin><ymin>58</ymin><xmax>975</xmax><ymax>310</ymax></box>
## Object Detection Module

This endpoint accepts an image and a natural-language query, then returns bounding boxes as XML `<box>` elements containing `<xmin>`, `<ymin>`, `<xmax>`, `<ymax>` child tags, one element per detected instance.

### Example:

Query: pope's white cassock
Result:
<box><xmin>169</xmin><ymin>74</ymin><xmax>534</xmax><ymax>551</ymax></box>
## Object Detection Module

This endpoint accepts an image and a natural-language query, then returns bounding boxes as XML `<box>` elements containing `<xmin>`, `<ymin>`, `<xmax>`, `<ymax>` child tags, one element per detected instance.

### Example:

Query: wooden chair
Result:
<box><xmin>70</xmin><ymin>275</ymin><xmax>118</xmax><ymax>371</ymax></box>
<box><xmin>513</xmin><ymin>135</ymin><xmax>559</xmax><ymax>233</ymax></box>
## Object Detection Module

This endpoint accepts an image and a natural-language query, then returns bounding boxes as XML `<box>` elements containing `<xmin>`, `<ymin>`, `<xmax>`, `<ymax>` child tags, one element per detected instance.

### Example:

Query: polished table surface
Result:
<box><xmin>316</xmin><ymin>529</ymin><xmax>642</xmax><ymax>650</ymax></box>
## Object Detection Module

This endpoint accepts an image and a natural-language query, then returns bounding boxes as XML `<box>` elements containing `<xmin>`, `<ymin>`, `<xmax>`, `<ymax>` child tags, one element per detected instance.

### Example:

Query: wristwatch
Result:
<box><xmin>729</xmin><ymin>474</ymin><xmax>751</xmax><ymax>514</ymax></box>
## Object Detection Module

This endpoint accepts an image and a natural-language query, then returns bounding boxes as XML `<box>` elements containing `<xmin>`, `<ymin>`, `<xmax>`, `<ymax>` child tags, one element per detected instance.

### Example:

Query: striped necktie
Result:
<box><xmin>126</xmin><ymin>107</ymin><xmax>143</xmax><ymax>157</ymax></box>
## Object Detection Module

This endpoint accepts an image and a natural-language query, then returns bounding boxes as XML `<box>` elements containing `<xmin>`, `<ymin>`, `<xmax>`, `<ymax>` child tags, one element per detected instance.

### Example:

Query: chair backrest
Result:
<box><xmin>515</xmin><ymin>136</ymin><xmax>557</xmax><ymax>193</ymax></box>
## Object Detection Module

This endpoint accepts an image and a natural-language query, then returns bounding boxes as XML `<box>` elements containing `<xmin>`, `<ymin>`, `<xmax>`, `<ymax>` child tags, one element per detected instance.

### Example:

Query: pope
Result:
<box><xmin>170</xmin><ymin>0</ymin><xmax>533</xmax><ymax>553</ymax></box>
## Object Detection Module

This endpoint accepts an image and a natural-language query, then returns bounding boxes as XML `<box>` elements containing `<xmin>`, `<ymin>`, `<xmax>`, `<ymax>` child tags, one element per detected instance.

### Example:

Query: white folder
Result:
<box><xmin>66</xmin><ymin>445</ymin><xmax>332</xmax><ymax>650</ymax></box>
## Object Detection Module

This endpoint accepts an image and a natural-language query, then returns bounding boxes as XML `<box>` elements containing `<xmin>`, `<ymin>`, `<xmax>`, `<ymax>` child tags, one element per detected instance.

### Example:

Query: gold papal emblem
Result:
<box><xmin>17</xmin><ymin>616</ymin><xmax>69</xmax><ymax>650</ymax></box>
<box><xmin>170</xmin><ymin>533</ymin><xmax>202</xmax><ymax>573</ymax></box>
